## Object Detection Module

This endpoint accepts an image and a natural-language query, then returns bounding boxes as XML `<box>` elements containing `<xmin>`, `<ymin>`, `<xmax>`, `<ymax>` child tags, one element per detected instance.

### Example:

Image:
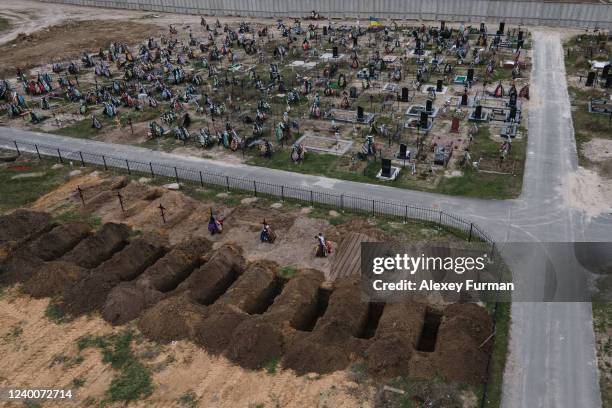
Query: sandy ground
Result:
<box><xmin>561</xmin><ymin>166</ymin><xmax>612</xmax><ymax>219</ymax></box>
<box><xmin>0</xmin><ymin>288</ymin><xmax>373</xmax><ymax>408</ymax></box>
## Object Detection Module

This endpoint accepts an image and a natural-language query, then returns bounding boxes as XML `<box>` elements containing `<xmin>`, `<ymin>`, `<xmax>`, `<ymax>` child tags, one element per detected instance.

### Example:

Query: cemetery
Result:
<box><xmin>0</xmin><ymin>153</ymin><xmax>505</xmax><ymax>406</ymax></box>
<box><xmin>0</xmin><ymin>14</ymin><xmax>531</xmax><ymax>198</ymax></box>
<box><xmin>564</xmin><ymin>32</ymin><xmax>612</xmax><ymax>177</ymax></box>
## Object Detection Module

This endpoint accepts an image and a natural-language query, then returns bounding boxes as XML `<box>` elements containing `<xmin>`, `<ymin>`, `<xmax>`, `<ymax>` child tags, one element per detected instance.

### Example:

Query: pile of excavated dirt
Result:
<box><xmin>194</xmin><ymin>304</ymin><xmax>250</xmax><ymax>355</ymax></box>
<box><xmin>226</xmin><ymin>317</ymin><xmax>284</xmax><ymax>370</ymax></box>
<box><xmin>0</xmin><ymin>210</ymin><xmax>52</xmax><ymax>262</ymax></box>
<box><xmin>21</xmin><ymin>261</ymin><xmax>85</xmax><ymax>298</ymax></box>
<box><xmin>101</xmin><ymin>237</ymin><xmax>211</xmax><ymax>325</ymax></box>
<box><xmin>61</xmin><ymin>234</ymin><xmax>165</xmax><ymax>316</ymax></box>
<box><xmin>137</xmin><ymin>295</ymin><xmax>206</xmax><ymax>343</ymax></box>
<box><xmin>0</xmin><ymin>220</ymin><xmax>90</xmax><ymax>285</ymax></box>
<box><xmin>61</xmin><ymin>222</ymin><xmax>131</xmax><ymax>268</ymax></box>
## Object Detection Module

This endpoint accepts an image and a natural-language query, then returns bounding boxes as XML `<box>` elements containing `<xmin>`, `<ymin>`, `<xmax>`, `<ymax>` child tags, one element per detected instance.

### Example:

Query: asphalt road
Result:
<box><xmin>0</xmin><ymin>29</ymin><xmax>609</xmax><ymax>408</ymax></box>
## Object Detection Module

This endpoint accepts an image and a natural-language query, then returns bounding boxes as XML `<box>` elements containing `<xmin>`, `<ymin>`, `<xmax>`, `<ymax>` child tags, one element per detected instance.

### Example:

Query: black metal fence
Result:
<box><xmin>6</xmin><ymin>139</ymin><xmax>494</xmax><ymax>248</ymax></box>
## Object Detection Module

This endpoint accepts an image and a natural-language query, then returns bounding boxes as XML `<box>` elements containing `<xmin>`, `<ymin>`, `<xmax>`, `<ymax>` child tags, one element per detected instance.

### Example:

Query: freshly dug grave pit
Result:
<box><xmin>138</xmin><ymin>294</ymin><xmax>206</xmax><ymax>343</ymax></box>
<box><xmin>21</xmin><ymin>261</ymin><xmax>86</xmax><ymax>298</ymax></box>
<box><xmin>215</xmin><ymin>260</ymin><xmax>281</xmax><ymax>314</ymax></box>
<box><xmin>265</xmin><ymin>269</ymin><xmax>325</xmax><ymax>331</ymax></box>
<box><xmin>142</xmin><ymin>237</ymin><xmax>211</xmax><ymax>293</ymax></box>
<box><xmin>61</xmin><ymin>222</ymin><xmax>131</xmax><ymax>268</ymax></box>
<box><xmin>61</xmin><ymin>235</ymin><xmax>165</xmax><ymax>316</ymax></box>
<box><xmin>178</xmin><ymin>244</ymin><xmax>246</xmax><ymax>305</ymax></box>
<box><xmin>0</xmin><ymin>221</ymin><xmax>90</xmax><ymax>285</ymax></box>
<box><xmin>101</xmin><ymin>237</ymin><xmax>210</xmax><ymax>325</ymax></box>
<box><xmin>0</xmin><ymin>210</ymin><xmax>52</xmax><ymax>262</ymax></box>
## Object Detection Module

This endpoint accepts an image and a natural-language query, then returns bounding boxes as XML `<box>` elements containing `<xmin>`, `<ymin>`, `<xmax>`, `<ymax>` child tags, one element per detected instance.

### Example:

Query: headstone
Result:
<box><xmin>332</xmin><ymin>46</ymin><xmax>338</xmax><ymax>58</ymax></box>
<box><xmin>606</xmin><ymin>75</ymin><xmax>612</xmax><ymax>88</ymax></box>
<box><xmin>474</xmin><ymin>105</ymin><xmax>482</xmax><ymax>119</ymax></box>
<box><xmin>323</xmin><ymin>26</ymin><xmax>328</xmax><ymax>36</ymax></box>
<box><xmin>517</xmin><ymin>39</ymin><xmax>524</xmax><ymax>50</ymax></box>
<box><xmin>603</xmin><ymin>64</ymin><xmax>610</xmax><ymax>79</ymax></box>
<box><xmin>518</xmin><ymin>30</ymin><xmax>524</xmax><ymax>41</ymax></box>
<box><xmin>381</xmin><ymin>158</ymin><xmax>392</xmax><ymax>178</ymax></box>
<box><xmin>441</xmin><ymin>20</ymin><xmax>445</xmax><ymax>31</ymax></box>
<box><xmin>420</xmin><ymin>111</ymin><xmax>428</xmax><ymax>129</ymax></box>
<box><xmin>401</xmin><ymin>87</ymin><xmax>409</xmax><ymax>102</ymax></box>
<box><xmin>349</xmin><ymin>86</ymin><xmax>357</xmax><ymax>98</ymax></box>
<box><xmin>357</xmin><ymin>106</ymin><xmax>364</xmax><ymax>121</ymax></box>
<box><xmin>467</xmin><ymin>68</ymin><xmax>474</xmax><ymax>82</ymax></box>
<box><xmin>498</xmin><ymin>22</ymin><xmax>505</xmax><ymax>35</ymax></box>
<box><xmin>436</xmin><ymin>79</ymin><xmax>443</xmax><ymax>92</ymax></box>
<box><xmin>586</xmin><ymin>71</ymin><xmax>596</xmax><ymax>87</ymax></box>
<box><xmin>425</xmin><ymin>99</ymin><xmax>433</xmax><ymax>113</ymax></box>
<box><xmin>353</xmin><ymin>36</ymin><xmax>358</xmax><ymax>47</ymax></box>
<box><xmin>451</xmin><ymin>117</ymin><xmax>460</xmax><ymax>133</ymax></box>
<box><xmin>461</xmin><ymin>93</ymin><xmax>468</xmax><ymax>106</ymax></box>
<box><xmin>399</xmin><ymin>143</ymin><xmax>408</xmax><ymax>159</ymax></box>
<box><xmin>480</xmin><ymin>23</ymin><xmax>486</xmax><ymax>33</ymax></box>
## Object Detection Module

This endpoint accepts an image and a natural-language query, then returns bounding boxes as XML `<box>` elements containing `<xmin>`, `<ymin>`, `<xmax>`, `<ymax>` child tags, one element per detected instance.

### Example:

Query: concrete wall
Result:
<box><xmin>37</xmin><ymin>0</ymin><xmax>612</xmax><ymax>29</ymax></box>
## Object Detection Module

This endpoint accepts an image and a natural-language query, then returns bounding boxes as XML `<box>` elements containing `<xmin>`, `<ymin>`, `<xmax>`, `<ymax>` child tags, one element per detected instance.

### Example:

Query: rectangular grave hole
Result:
<box><xmin>292</xmin><ymin>287</ymin><xmax>332</xmax><ymax>332</ymax></box>
<box><xmin>156</xmin><ymin>259</ymin><xmax>204</xmax><ymax>293</ymax></box>
<box><xmin>356</xmin><ymin>302</ymin><xmax>385</xmax><ymax>339</ymax></box>
<box><xmin>201</xmin><ymin>267</ymin><xmax>241</xmax><ymax>306</ymax></box>
<box><xmin>247</xmin><ymin>276</ymin><xmax>288</xmax><ymax>315</ymax></box>
<box><xmin>417</xmin><ymin>308</ymin><xmax>442</xmax><ymax>352</ymax></box>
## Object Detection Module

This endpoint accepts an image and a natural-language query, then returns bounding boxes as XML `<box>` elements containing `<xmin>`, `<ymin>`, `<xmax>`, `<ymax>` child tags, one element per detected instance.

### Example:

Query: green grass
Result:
<box><xmin>481</xmin><ymin>302</ymin><xmax>511</xmax><ymax>408</ymax></box>
<box><xmin>50</xmin><ymin>117</ymin><xmax>111</xmax><ymax>139</ymax></box>
<box><xmin>177</xmin><ymin>390</ymin><xmax>199</xmax><ymax>408</ymax></box>
<box><xmin>279</xmin><ymin>266</ymin><xmax>297</xmax><ymax>278</ymax></box>
<box><xmin>76</xmin><ymin>330</ymin><xmax>154</xmax><ymax>403</ymax></box>
<box><xmin>0</xmin><ymin>155</ymin><xmax>71</xmax><ymax>212</ymax></box>
<box><xmin>593</xmin><ymin>301</ymin><xmax>612</xmax><ymax>408</ymax></box>
<box><xmin>263</xmin><ymin>357</ymin><xmax>280</xmax><ymax>374</ymax></box>
<box><xmin>246</xmin><ymin>126</ymin><xmax>525</xmax><ymax>199</ymax></box>
<box><xmin>44</xmin><ymin>301</ymin><xmax>71</xmax><ymax>324</ymax></box>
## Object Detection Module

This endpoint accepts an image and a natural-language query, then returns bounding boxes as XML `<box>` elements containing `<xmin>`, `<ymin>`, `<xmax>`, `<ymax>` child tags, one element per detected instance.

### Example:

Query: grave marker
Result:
<box><xmin>420</xmin><ymin>111</ymin><xmax>428</xmax><ymax>129</ymax></box>
<box><xmin>451</xmin><ymin>116</ymin><xmax>460</xmax><ymax>133</ymax></box>
<box><xmin>586</xmin><ymin>71</ymin><xmax>596</xmax><ymax>87</ymax></box>
<box><xmin>467</xmin><ymin>68</ymin><xmax>474</xmax><ymax>83</ymax></box>
<box><xmin>461</xmin><ymin>93</ymin><xmax>468</xmax><ymax>106</ymax></box>
<box><xmin>381</xmin><ymin>158</ymin><xmax>392</xmax><ymax>178</ymax></box>
<box><xmin>425</xmin><ymin>99</ymin><xmax>433</xmax><ymax>113</ymax></box>
<box><xmin>401</xmin><ymin>87</ymin><xmax>409</xmax><ymax>102</ymax></box>
<box><xmin>436</xmin><ymin>79</ymin><xmax>443</xmax><ymax>92</ymax></box>
<box><xmin>498</xmin><ymin>22</ymin><xmax>505</xmax><ymax>35</ymax></box>
<box><xmin>357</xmin><ymin>106</ymin><xmax>364</xmax><ymax>121</ymax></box>
<box><xmin>474</xmin><ymin>105</ymin><xmax>482</xmax><ymax>120</ymax></box>
<box><xmin>399</xmin><ymin>143</ymin><xmax>408</xmax><ymax>159</ymax></box>
<box><xmin>333</xmin><ymin>46</ymin><xmax>339</xmax><ymax>58</ymax></box>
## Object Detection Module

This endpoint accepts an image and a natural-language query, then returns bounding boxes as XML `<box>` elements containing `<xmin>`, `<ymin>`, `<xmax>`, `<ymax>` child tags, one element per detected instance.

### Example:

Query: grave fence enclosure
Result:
<box><xmin>4</xmin><ymin>139</ymin><xmax>495</xmax><ymax>251</ymax></box>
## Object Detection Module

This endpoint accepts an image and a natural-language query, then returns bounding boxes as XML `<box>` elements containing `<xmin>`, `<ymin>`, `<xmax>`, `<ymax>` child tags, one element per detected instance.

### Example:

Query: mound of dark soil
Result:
<box><xmin>365</xmin><ymin>334</ymin><xmax>414</xmax><ymax>378</ymax></box>
<box><xmin>138</xmin><ymin>295</ymin><xmax>206</xmax><ymax>343</ymax></box>
<box><xmin>61</xmin><ymin>222</ymin><xmax>131</xmax><ymax>268</ymax></box>
<box><xmin>217</xmin><ymin>260</ymin><xmax>279</xmax><ymax>314</ymax></box>
<box><xmin>62</xmin><ymin>235</ymin><xmax>165</xmax><ymax>316</ymax></box>
<box><xmin>21</xmin><ymin>261</ymin><xmax>85</xmax><ymax>298</ymax></box>
<box><xmin>0</xmin><ymin>210</ymin><xmax>52</xmax><ymax>262</ymax></box>
<box><xmin>282</xmin><ymin>336</ymin><xmax>352</xmax><ymax>375</ymax></box>
<box><xmin>28</xmin><ymin>221</ymin><xmax>91</xmax><ymax>261</ymax></box>
<box><xmin>227</xmin><ymin>317</ymin><xmax>284</xmax><ymax>370</ymax></box>
<box><xmin>102</xmin><ymin>282</ymin><xmax>164</xmax><ymax>326</ymax></box>
<box><xmin>194</xmin><ymin>304</ymin><xmax>251</xmax><ymax>355</ymax></box>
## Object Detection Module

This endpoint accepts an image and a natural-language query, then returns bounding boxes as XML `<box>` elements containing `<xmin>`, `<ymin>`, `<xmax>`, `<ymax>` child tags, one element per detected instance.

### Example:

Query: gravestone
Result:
<box><xmin>480</xmin><ymin>23</ymin><xmax>486</xmax><ymax>33</ymax></box>
<box><xmin>353</xmin><ymin>36</ymin><xmax>358</xmax><ymax>47</ymax></box>
<box><xmin>436</xmin><ymin>79</ymin><xmax>443</xmax><ymax>92</ymax></box>
<box><xmin>323</xmin><ymin>26</ymin><xmax>328</xmax><ymax>36</ymax></box>
<box><xmin>451</xmin><ymin>117</ymin><xmax>460</xmax><ymax>133</ymax></box>
<box><xmin>381</xmin><ymin>158</ymin><xmax>392</xmax><ymax>178</ymax></box>
<box><xmin>420</xmin><ymin>111</ymin><xmax>428</xmax><ymax>129</ymax></box>
<box><xmin>474</xmin><ymin>105</ymin><xmax>482</xmax><ymax>119</ymax></box>
<box><xmin>333</xmin><ymin>46</ymin><xmax>338</xmax><ymax>58</ymax></box>
<box><xmin>357</xmin><ymin>106</ymin><xmax>364</xmax><ymax>121</ymax></box>
<box><xmin>425</xmin><ymin>99</ymin><xmax>433</xmax><ymax>113</ymax></box>
<box><xmin>349</xmin><ymin>86</ymin><xmax>358</xmax><ymax>98</ymax></box>
<box><xmin>399</xmin><ymin>143</ymin><xmax>408</xmax><ymax>159</ymax></box>
<box><xmin>606</xmin><ymin>75</ymin><xmax>612</xmax><ymax>89</ymax></box>
<box><xmin>603</xmin><ymin>64</ymin><xmax>610</xmax><ymax>79</ymax></box>
<box><xmin>517</xmin><ymin>39</ymin><xmax>524</xmax><ymax>50</ymax></box>
<box><xmin>467</xmin><ymin>68</ymin><xmax>474</xmax><ymax>82</ymax></box>
<box><xmin>518</xmin><ymin>30</ymin><xmax>524</xmax><ymax>41</ymax></box>
<box><xmin>498</xmin><ymin>22</ymin><xmax>505</xmax><ymax>35</ymax></box>
<box><xmin>441</xmin><ymin>20</ymin><xmax>445</xmax><ymax>30</ymax></box>
<box><xmin>401</xmin><ymin>87</ymin><xmax>409</xmax><ymax>102</ymax></box>
<box><xmin>461</xmin><ymin>93</ymin><xmax>468</xmax><ymax>106</ymax></box>
<box><xmin>586</xmin><ymin>71</ymin><xmax>596</xmax><ymax>87</ymax></box>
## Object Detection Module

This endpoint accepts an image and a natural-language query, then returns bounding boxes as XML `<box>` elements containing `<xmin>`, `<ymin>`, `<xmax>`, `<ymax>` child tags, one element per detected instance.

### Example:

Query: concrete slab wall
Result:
<box><xmin>36</xmin><ymin>0</ymin><xmax>612</xmax><ymax>29</ymax></box>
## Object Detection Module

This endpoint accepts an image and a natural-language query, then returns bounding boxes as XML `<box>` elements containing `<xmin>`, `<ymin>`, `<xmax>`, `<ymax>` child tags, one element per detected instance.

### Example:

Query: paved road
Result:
<box><xmin>0</xmin><ymin>29</ymin><xmax>609</xmax><ymax>408</ymax></box>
